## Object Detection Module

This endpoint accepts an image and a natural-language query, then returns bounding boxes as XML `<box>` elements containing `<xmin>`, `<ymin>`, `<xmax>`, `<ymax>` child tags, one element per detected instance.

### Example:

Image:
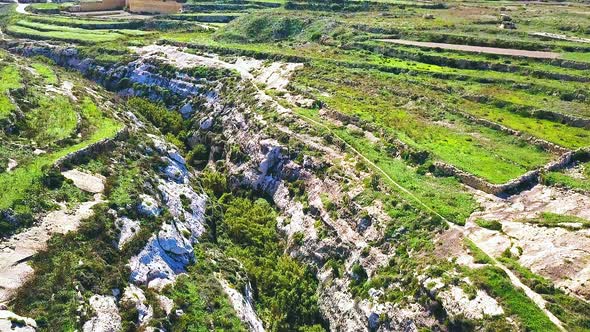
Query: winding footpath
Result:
<box><xmin>15</xmin><ymin>2</ymin><xmax>28</xmax><ymax>14</ymax></box>
<box><xmin>0</xmin><ymin>170</ymin><xmax>105</xmax><ymax>303</ymax></box>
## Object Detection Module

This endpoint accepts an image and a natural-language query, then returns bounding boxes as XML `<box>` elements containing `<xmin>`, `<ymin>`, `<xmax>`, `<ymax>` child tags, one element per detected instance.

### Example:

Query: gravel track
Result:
<box><xmin>377</xmin><ymin>39</ymin><xmax>561</xmax><ymax>59</ymax></box>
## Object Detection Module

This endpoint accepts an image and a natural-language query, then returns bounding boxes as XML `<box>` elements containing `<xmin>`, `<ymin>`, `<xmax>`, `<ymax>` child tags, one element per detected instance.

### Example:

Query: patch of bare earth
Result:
<box><xmin>0</xmin><ymin>170</ymin><xmax>105</xmax><ymax>303</ymax></box>
<box><xmin>466</xmin><ymin>185</ymin><xmax>590</xmax><ymax>300</ymax></box>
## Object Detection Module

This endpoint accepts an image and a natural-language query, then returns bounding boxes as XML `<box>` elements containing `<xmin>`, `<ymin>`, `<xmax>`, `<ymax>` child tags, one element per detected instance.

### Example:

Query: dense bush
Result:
<box><xmin>474</xmin><ymin>218</ymin><xmax>503</xmax><ymax>231</ymax></box>
<box><xmin>187</xmin><ymin>143</ymin><xmax>209</xmax><ymax>166</ymax></box>
<box><xmin>126</xmin><ymin>98</ymin><xmax>183</xmax><ymax>135</ymax></box>
<box><xmin>216</xmin><ymin>14</ymin><xmax>308</xmax><ymax>43</ymax></box>
<box><xmin>208</xmin><ymin>192</ymin><xmax>327</xmax><ymax>331</ymax></box>
<box><xmin>164</xmin><ymin>248</ymin><xmax>247</xmax><ymax>331</ymax></box>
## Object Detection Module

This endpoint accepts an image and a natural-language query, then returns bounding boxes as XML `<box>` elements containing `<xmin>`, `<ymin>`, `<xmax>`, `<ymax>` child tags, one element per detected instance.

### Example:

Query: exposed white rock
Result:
<box><xmin>116</xmin><ymin>216</ymin><xmax>141</xmax><ymax>250</ymax></box>
<box><xmin>6</xmin><ymin>159</ymin><xmax>17</xmax><ymax>172</ymax></box>
<box><xmin>0</xmin><ymin>310</ymin><xmax>36</xmax><ymax>332</ymax></box>
<box><xmin>257</xmin><ymin>140</ymin><xmax>282</xmax><ymax>176</ymax></box>
<box><xmin>121</xmin><ymin>284</ymin><xmax>153</xmax><ymax>326</ymax></box>
<box><xmin>368</xmin><ymin>288</ymin><xmax>384</xmax><ymax>300</ymax></box>
<box><xmin>467</xmin><ymin>185</ymin><xmax>590</xmax><ymax>299</ymax></box>
<box><xmin>218</xmin><ymin>278</ymin><xmax>265</xmax><ymax>332</ymax></box>
<box><xmin>129</xmin><ymin>136</ymin><xmax>207</xmax><ymax>290</ymax></box>
<box><xmin>255</xmin><ymin>62</ymin><xmax>303</xmax><ymax>91</ymax></box>
<box><xmin>157</xmin><ymin>295</ymin><xmax>174</xmax><ymax>316</ymax></box>
<box><xmin>438</xmin><ymin>286</ymin><xmax>504</xmax><ymax>320</ymax></box>
<box><xmin>199</xmin><ymin>117</ymin><xmax>213</xmax><ymax>131</ymax></box>
<box><xmin>138</xmin><ymin>194</ymin><xmax>161</xmax><ymax>217</ymax></box>
<box><xmin>179</xmin><ymin>102</ymin><xmax>194</xmax><ymax>118</ymax></box>
<box><xmin>158</xmin><ymin>180</ymin><xmax>207</xmax><ymax>242</ymax></box>
<box><xmin>83</xmin><ymin>295</ymin><xmax>121</xmax><ymax>332</ymax></box>
<box><xmin>128</xmin><ymin>233</ymin><xmax>187</xmax><ymax>290</ymax></box>
<box><xmin>62</xmin><ymin>169</ymin><xmax>106</xmax><ymax>193</ymax></box>
<box><xmin>359</xmin><ymin>300</ymin><xmax>436</xmax><ymax>332</ymax></box>
<box><xmin>132</xmin><ymin>45</ymin><xmax>262</xmax><ymax>80</ymax></box>
<box><xmin>317</xmin><ymin>275</ymin><xmax>366</xmax><ymax>331</ymax></box>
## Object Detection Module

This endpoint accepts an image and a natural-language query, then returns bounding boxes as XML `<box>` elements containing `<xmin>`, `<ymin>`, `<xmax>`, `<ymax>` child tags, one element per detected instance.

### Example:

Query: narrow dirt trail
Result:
<box><xmin>0</xmin><ymin>170</ymin><xmax>105</xmax><ymax>303</ymax></box>
<box><xmin>377</xmin><ymin>39</ymin><xmax>561</xmax><ymax>59</ymax></box>
<box><xmin>15</xmin><ymin>2</ymin><xmax>29</xmax><ymax>14</ymax></box>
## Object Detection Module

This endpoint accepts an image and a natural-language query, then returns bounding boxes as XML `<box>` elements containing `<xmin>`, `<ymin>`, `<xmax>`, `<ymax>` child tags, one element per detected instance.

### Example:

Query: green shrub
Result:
<box><xmin>216</xmin><ymin>195</ymin><xmax>326</xmax><ymax>331</ymax></box>
<box><xmin>216</xmin><ymin>13</ymin><xmax>308</xmax><ymax>43</ymax></box>
<box><xmin>474</xmin><ymin>218</ymin><xmax>503</xmax><ymax>231</ymax></box>
<box><xmin>187</xmin><ymin>144</ymin><xmax>209</xmax><ymax>166</ymax></box>
<box><xmin>126</xmin><ymin>98</ymin><xmax>183</xmax><ymax>135</ymax></box>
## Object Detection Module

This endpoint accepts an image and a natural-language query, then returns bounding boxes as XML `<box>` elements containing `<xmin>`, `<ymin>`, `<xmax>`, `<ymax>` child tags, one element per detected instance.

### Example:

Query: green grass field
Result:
<box><xmin>7</xmin><ymin>20</ymin><xmax>152</xmax><ymax>44</ymax></box>
<box><xmin>0</xmin><ymin>64</ymin><xmax>22</xmax><ymax>120</ymax></box>
<box><xmin>0</xmin><ymin>58</ymin><xmax>122</xmax><ymax>210</ymax></box>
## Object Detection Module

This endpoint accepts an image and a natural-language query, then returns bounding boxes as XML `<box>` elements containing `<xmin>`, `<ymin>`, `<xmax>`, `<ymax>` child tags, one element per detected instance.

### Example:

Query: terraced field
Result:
<box><xmin>1</xmin><ymin>1</ymin><xmax>590</xmax><ymax>331</ymax></box>
<box><xmin>0</xmin><ymin>49</ymin><xmax>122</xmax><ymax>215</ymax></box>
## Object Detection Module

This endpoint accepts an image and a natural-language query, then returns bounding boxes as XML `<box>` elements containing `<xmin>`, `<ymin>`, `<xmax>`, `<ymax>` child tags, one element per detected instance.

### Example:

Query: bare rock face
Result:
<box><xmin>0</xmin><ymin>310</ymin><xmax>37</xmax><ymax>332</ymax></box>
<box><xmin>156</xmin><ymin>295</ymin><xmax>174</xmax><ymax>316</ymax></box>
<box><xmin>129</xmin><ymin>136</ymin><xmax>207</xmax><ymax>290</ymax></box>
<box><xmin>121</xmin><ymin>285</ymin><xmax>153</xmax><ymax>327</ymax></box>
<box><xmin>468</xmin><ymin>185</ymin><xmax>590</xmax><ymax>299</ymax></box>
<box><xmin>116</xmin><ymin>216</ymin><xmax>141</xmax><ymax>250</ymax></box>
<box><xmin>129</xmin><ymin>234</ymin><xmax>188</xmax><ymax>289</ymax></box>
<box><xmin>61</xmin><ymin>169</ymin><xmax>106</xmax><ymax>193</ymax></box>
<box><xmin>219</xmin><ymin>278</ymin><xmax>265</xmax><ymax>332</ymax></box>
<box><xmin>440</xmin><ymin>288</ymin><xmax>504</xmax><ymax>319</ymax></box>
<box><xmin>82</xmin><ymin>295</ymin><xmax>122</xmax><ymax>332</ymax></box>
<box><xmin>422</xmin><ymin>276</ymin><xmax>503</xmax><ymax>320</ymax></box>
<box><xmin>199</xmin><ymin>117</ymin><xmax>213</xmax><ymax>131</ymax></box>
<box><xmin>179</xmin><ymin>102</ymin><xmax>194</xmax><ymax>119</ymax></box>
<box><xmin>138</xmin><ymin>194</ymin><xmax>161</xmax><ymax>217</ymax></box>
<box><xmin>317</xmin><ymin>276</ymin><xmax>367</xmax><ymax>331</ymax></box>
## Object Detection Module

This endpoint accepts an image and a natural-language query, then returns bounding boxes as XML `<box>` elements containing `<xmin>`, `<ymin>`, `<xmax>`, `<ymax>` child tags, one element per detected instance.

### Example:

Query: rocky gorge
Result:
<box><xmin>1</xmin><ymin>34</ymin><xmax>589</xmax><ymax>332</ymax></box>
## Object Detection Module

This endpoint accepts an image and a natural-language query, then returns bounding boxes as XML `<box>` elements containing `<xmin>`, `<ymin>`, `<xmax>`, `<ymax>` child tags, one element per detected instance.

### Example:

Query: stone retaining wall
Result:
<box><xmin>448</xmin><ymin>108</ymin><xmax>569</xmax><ymax>154</ymax></box>
<box><xmin>530</xmin><ymin>109</ymin><xmax>590</xmax><ymax>129</ymax></box>
<box><xmin>434</xmin><ymin>149</ymin><xmax>584</xmax><ymax>196</ymax></box>
<box><xmin>128</xmin><ymin>0</ymin><xmax>181</xmax><ymax>14</ymax></box>
<box><xmin>319</xmin><ymin>105</ymin><xmax>583</xmax><ymax>196</ymax></box>
<box><xmin>56</xmin><ymin>127</ymin><xmax>129</xmax><ymax>170</ymax></box>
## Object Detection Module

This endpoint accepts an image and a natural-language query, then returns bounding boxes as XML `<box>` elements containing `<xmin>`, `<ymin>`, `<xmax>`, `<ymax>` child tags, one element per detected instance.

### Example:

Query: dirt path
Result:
<box><xmin>0</xmin><ymin>170</ymin><xmax>105</xmax><ymax>303</ymax></box>
<box><xmin>15</xmin><ymin>2</ymin><xmax>29</xmax><ymax>14</ymax></box>
<box><xmin>376</xmin><ymin>39</ymin><xmax>561</xmax><ymax>59</ymax></box>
